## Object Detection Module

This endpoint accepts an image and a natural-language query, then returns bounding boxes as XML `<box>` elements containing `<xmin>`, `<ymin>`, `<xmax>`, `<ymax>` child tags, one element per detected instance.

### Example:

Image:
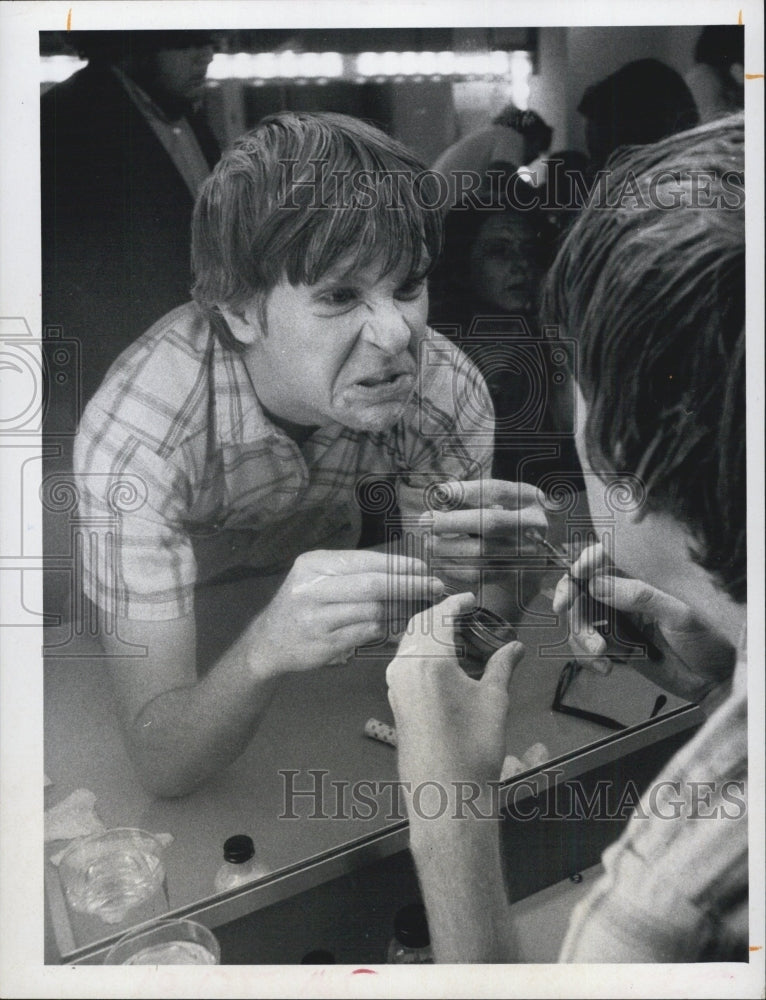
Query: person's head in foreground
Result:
<box><xmin>385</xmin><ymin>112</ymin><xmax>747</xmax><ymax>966</ymax></box>
<box><xmin>191</xmin><ymin>110</ymin><xmax>443</xmax><ymax>434</ymax></box>
<box><xmin>542</xmin><ymin>111</ymin><xmax>745</xmax><ymax>625</ymax></box>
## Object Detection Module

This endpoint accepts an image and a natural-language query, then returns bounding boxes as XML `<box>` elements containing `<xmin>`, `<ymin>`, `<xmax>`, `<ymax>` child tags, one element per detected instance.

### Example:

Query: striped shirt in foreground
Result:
<box><xmin>560</xmin><ymin>657</ymin><xmax>748</xmax><ymax>962</ymax></box>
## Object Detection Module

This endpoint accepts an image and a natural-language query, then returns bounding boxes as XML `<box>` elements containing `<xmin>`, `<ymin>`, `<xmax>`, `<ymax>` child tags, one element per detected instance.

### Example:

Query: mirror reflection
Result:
<box><xmin>40</xmin><ymin>22</ymin><xmax>744</xmax><ymax>962</ymax></box>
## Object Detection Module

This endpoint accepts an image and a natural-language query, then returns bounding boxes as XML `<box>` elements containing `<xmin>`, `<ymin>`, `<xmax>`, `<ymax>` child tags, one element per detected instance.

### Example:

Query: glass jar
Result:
<box><xmin>57</xmin><ymin>828</ymin><xmax>169</xmax><ymax>945</ymax></box>
<box><xmin>454</xmin><ymin>605</ymin><xmax>518</xmax><ymax>678</ymax></box>
<box><xmin>104</xmin><ymin>918</ymin><xmax>220</xmax><ymax>965</ymax></box>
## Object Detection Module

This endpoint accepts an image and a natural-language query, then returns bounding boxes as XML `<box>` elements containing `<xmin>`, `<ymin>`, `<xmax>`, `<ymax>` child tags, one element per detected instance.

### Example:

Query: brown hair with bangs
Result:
<box><xmin>191</xmin><ymin>111</ymin><xmax>442</xmax><ymax>345</ymax></box>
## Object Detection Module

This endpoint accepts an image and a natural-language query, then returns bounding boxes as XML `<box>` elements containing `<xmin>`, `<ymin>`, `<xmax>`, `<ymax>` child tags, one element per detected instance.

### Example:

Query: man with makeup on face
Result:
<box><xmin>41</xmin><ymin>29</ymin><xmax>221</xmax><ymax>411</ymax></box>
<box><xmin>386</xmin><ymin>114</ymin><xmax>748</xmax><ymax>962</ymax></box>
<box><xmin>73</xmin><ymin>111</ymin><xmax>548</xmax><ymax>797</ymax></box>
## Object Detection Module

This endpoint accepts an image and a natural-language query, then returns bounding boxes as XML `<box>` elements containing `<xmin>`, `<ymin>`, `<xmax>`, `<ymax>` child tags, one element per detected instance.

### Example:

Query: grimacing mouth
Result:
<box><xmin>357</xmin><ymin>372</ymin><xmax>407</xmax><ymax>388</ymax></box>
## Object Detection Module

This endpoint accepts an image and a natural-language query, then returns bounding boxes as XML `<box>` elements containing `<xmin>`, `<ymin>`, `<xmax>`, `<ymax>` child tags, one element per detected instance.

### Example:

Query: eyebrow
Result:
<box><xmin>313</xmin><ymin>260</ymin><xmax>432</xmax><ymax>291</ymax></box>
<box><xmin>311</xmin><ymin>272</ymin><xmax>348</xmax><ymax>290</ymax></box>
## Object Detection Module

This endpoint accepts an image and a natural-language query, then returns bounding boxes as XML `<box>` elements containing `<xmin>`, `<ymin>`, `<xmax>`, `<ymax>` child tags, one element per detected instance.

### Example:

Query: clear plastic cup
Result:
<box><xmin>58</xmin><ymin>828</ymin><xmax>169</xmax><ymax>945</ymax></box>
<box><xmin>104</xmin><ymin>918</ymin><xmax>221</xmax><ymax>965</ymax></box>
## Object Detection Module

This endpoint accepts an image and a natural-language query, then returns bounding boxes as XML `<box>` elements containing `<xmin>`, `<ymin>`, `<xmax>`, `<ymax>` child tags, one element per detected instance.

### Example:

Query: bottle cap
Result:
<box><xmin>393</xmin><ymin>902</ymin><xmax>430</xmax><ymax>948</ymax></box>
<box><xmin>223</xmin><ymin>834</ymin><xmax>255</xmax><ymax>864</ymax></box>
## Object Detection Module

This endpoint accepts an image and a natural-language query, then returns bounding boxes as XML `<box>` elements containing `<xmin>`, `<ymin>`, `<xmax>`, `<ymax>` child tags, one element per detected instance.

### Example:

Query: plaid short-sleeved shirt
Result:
<box><xmin>560</xmin><ymin>658</ymin><xmax>748</xmax><ymax>962</ymax></box>
<box><xmin>74</xmin><ymin>303</ymin><xmax>494</xmax><ymax>620</ymax></box>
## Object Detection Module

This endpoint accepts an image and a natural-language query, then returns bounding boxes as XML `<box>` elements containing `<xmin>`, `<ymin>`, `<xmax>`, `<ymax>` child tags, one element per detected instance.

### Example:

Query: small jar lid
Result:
<box><xmin>469</xmin><ymin>606</ymin><xmax>518</xmax><ymax>650</ymax></box>
<box><xmin>456</xmin><ymin>606</ymin><xmax>517</xmax><ymax>654</ymax></box>
<box><xmin>393</xmin><ymin>902</ymin><xmax>430</xmax><ymax>948</ymax></box>
<box><xmin>223</xmin><ymin>834</ymin><xmax>255</xmax><ymax>864</ymax></box>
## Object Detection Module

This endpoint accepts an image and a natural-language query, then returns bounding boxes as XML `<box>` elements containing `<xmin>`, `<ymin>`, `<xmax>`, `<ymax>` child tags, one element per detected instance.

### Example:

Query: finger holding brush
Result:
<box><xmin>536</xmin><ymin>536</ymin><xmax>664</xmax><ymax>671</ymax></box>
<box><xmin>547</xmin><ymin>540</ymin><xmax>735</xmax><ymax>700</ymax></box>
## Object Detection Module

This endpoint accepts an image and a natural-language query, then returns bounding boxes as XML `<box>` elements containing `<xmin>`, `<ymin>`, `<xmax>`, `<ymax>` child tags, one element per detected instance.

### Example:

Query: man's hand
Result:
<box><xmin>386</xmin><ymin>592</ymin><xmax>525</xmax><ymax>792</ymax></box>
<box><xmin>415</xmin><ymin>479</ymin><xmax>548</xmax><ymax>592</ymax></box>
<box><xmin>249</xmin><ymin>549</ymin><xmax>444</xmax><ymax>676</ymax></box>
<box><xmin>386</xmin><ymin>593</ymin><xmax>526</xmax><ymax>964</ymax></box>
<box><xmin>552</xmin><ymin>542</ymin><xmax>735</xmax><ymax>700</ymax></box>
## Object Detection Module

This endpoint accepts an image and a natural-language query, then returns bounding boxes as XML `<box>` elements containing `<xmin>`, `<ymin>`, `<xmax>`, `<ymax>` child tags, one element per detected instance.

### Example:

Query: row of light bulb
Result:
<box><xmin>42</xmin><ymin>49</ymin><xmax>531</xmax><ymax>85</ymax></box>
<box><xmin>206</xmin><ymin>49</ymin><xmax>529</xmax><ymax>81</ymax></box>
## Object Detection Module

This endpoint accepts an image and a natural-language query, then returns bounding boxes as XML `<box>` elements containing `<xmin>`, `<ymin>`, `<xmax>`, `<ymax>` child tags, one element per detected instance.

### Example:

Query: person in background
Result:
<box><xmin>531</xmin><ymin>149</ymin><xmax>591</xmax><ymax>236</ymax></box>
<box><xmin>428</xmin><ymin>165</ymin><xmax>580</xmax><ymax>489</ymax></box>
<box><xmin>74</xmin><ymin>111</ymin><xmax>548</xmax><ymax>797</ymax></box>
<box><xmin>41</xmin><ymin>30</ymin><xmax>222</xmax><ymax>628</ymax></box>
<box><xmin>386</xmin><ymin>114</ymin><xmax>746</xmax><ymax>962</ymax></box>
<box><xmin>431</xmin><ymin>106</ymin><xmax>553</xmax><ymax>213</ymax></box>
<box><xmin>41</xmin><ymin>30</ymin><xmax>221</xmax><ymax>411</ymax></box>
<box><xmin>685</xmin><ymin>25</ymin><xmax>745</xmax><ymax>124</ymax></box>
<box><xmin>578</xmin><ymin>57</ymin><xmax>699</xmax><ymax>175</ymax></box>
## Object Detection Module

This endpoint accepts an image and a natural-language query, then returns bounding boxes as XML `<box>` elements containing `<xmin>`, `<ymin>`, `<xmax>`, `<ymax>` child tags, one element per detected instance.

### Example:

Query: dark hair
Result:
<box><xmin>578</xmin><ymin>58</ymin><xmax>699</xmax><ymax>163</ymax></box>
<box><xmin>492</xmin><ymin>106</ymin><xmax>554</xmax><ymax>153</ymax></box>
<box><xmin>191</xmin><ymin>111</ymin><xmax>442</xmax><ymax>342</ymax></box>
<box><xmin>694</xmin><ymin>25</ymin><xmax>745</xmax><ymax>109</ymax></box>
<box><xmin>695</xmin><ymin>25</ymin><xmax>744</xmax><ymax>70</ymax></box>
<box><xmin>68</xmin><ymin>30</ymin><xmax>217</xmax><ymax>63</ymax></box>
<box><xmin>541</xmin><ymin>114</ymin><xmax>745</xmax><ymax>602</ymax></box>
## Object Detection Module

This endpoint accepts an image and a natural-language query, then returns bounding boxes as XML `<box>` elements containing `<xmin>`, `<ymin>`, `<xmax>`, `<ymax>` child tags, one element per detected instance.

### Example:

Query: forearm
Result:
<box><xmin>408</xmin><ymin>806</ymin><xmax>518</xmax><ymax>963</ymax></box>
<box><xmin>118</xmin><ymin>622</ymin><xmax>286</xmax><ymax>797</ymax></box>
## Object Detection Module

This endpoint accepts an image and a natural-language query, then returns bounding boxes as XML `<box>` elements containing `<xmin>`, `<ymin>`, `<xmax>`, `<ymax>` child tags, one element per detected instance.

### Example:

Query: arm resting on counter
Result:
<box><xmin>101</xmin><ymin>612</ymin><xmax>282</xmax><ymax>798</ymax></box>
<box><xmin>101</xmin><ymin>548</ymin><xmax>439</xmax><ymax>796</ymax></box>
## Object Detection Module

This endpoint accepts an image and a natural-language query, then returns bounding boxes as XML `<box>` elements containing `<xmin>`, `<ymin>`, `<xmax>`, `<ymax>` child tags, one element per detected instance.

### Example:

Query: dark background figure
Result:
<box><xmin>686</xmin><ymin>25</ymin><xmax>745</xmax><ymax>123</ymax></box>
<box><xmin>428</xmin><ymin>166</ymin><xmax>582</xmax><ymax>491</ymax></box>
<box><xmin>431</xmin><ymin>107</ymin><xmax>553</xmax><ymax>213</ymax></box>
<box><xmin>532</xmin><ymin>149</ymin><xmax>591</xmax><ymax>237</ymax></box>
<box><xmin>40</xmin><ymin>30</ymin><xmax>221</xmax><ymax>416</ymax></box>
<box><xmin>577</xmin><ymin>57</ymin><xmax>699</xmax><ymax>174</ymax></box>
<box><xmin>40</xmin><ymin>29</ymin><xmax>221</xmax><ymax>624</ymax></box>
<box><xmin>490</xmin><ymin>106</ymin><xmax>554</xmax><ymax>166</ymax></box>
